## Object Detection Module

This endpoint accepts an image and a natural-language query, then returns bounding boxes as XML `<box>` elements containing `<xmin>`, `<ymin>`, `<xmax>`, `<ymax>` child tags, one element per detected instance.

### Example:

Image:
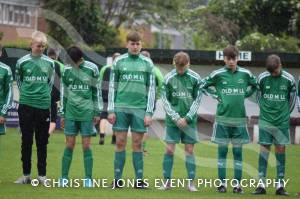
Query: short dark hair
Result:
<box><xmin>173</xmin><ymin>51</ymin><xmax>190</xmax><ymax>68</ymax></box>
<box><xmin>266</xmin><ymin>54</ymin><xmax>281</xmax><ymax>73</ymax></box>
<box><xmin>47</xmin><ymin>48</ymin><xmax>57</xmax><ymax>57</ymax></box>
<box><xmin>141</xmin><ymin>50</ymin><xmax>150</xmax><ymax>58</ymax></box>
<box><xmin>223</xmin><ymin>45</ymin><xmax>239</xmax><ymax>59</ymax></box>
<box><xmin>126</xmin><ymin>31</ymin><xmax>142</xmax><ymax>42</ymax></box>
<box><xmin>67</xmin><ymin>46</ymin><xmax>83</xmax><ymax>63</ymax></box>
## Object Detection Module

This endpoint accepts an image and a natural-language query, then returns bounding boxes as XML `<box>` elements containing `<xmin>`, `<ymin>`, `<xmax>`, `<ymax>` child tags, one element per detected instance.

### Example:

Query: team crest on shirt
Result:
<box><xmin>280</xmin><ymin>85</ymin><xmax>287</xmax><ymax>90</ymax></box>
<box><xmin>237</xmin><ymin>79</ymin><xmax>244</xmax><ymax>84</ymax></box>
<box><xmin>27</xmin><ymin>69</ymin><xmax>31</xmax><ymax>73</ymax></box>
<box><xmin>41</xmin><ymin>66</ymin><xmax>48</xmax><ymax>73</ymax></box>
<box><xmin>82</xmin><ymin>77</ymin><xmax>89</xmax><ymax>81</ymax></box>
<box><xmin>266</xmin><ymin>85</ymin><xmax>270</xmax><ymax>89</ymax></box>
<box><xmin>222</xmin><ymin>81</ymin><xmax>228</xmax><ymax>85</ymax></box>
<box><xmin>136</xmin><ymin>67</ymin><xmax>146</xmax><ymax>72</ymax></box>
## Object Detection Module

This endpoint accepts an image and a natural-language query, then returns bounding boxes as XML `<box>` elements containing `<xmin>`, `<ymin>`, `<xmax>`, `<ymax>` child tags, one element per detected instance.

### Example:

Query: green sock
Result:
<box><xmin>233</xmin><ymin>146</ymin><xmax>243</xmax><ymax>183</ymax></box>
<box><xmin>258</xmin><ymin>151</ymin><xmax>269</xmax><ymax>183</ymax></box>
<box><xmin>185</xmin><ymin>154</ymin><xmax>196</xmax><ymax>180</ymax></box>
<box><xmin>218</xmin><ymin>145</ymin><xmax>228</xmax><ymax>183</ymax></box>
<box><xmin>114</xmin><ymin>151</ymin><xmax>126</xmax><ymax>180</ymax></box>
<box><xmin>163</xmin><ymin>154</ymin><xmax>173</xmax><ymax>179</ymax></box>
<box><xmin>275</xmin><ymin>152</ymin><xmax>285</xmax><ymax>183</ymax></box>
<box><xmin>61</xmin><ymin>148</ymin><xmax>73</xmax><ymax>179</ymax></box>
<box><xmin>132</xmin><ymin>152</ymin><xmax>143</xmax><ymax>179</ymax></box>
<box><xmin>83</xmin><ymin>149</ymin><xmax>93</xmax><ymax>179</ymax></box>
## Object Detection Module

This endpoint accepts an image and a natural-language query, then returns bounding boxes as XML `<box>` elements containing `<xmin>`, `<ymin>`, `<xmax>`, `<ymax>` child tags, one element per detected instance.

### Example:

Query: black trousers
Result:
<box><xmin>50</xmin><ymin>99</ymin><xmax>58</xmax><ymax>123</ymax></box>
<box><xmin>18</xmin><ymin>104</ymin><xmax>50</xmax><ymax>176</ymax></box>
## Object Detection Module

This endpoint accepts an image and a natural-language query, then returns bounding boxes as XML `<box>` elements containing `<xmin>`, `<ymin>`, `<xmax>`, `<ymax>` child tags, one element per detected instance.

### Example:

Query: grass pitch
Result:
<box><xmin>1</xmin><ymin>128</ymin><xmax>300</xmax><ymax>199</ymax></box>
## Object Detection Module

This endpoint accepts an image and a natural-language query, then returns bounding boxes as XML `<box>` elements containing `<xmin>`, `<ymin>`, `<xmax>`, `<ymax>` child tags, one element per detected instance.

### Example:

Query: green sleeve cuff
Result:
<box><xmin>58</xmin><ymin>111</ymin><xmax>64</xmax><ymax>118</ymax></box>
<box><xmin>0</xmin><ymin>112</ymin><xmax>6</xmax><ymax>117</ymax></box>
<box><xmin>145</xmin><ymin>112</ymin><xmax>153</xmax><ymax>117</ymax></box>
<box><xmin>94</xmin><ymin>111</ymin><xmax>100</xmax><ymax>117</ymax></box>
<box><xmin>184</xmin><ymin>116</ymin><xmax>192</xmax><ymax>123</ymax></box>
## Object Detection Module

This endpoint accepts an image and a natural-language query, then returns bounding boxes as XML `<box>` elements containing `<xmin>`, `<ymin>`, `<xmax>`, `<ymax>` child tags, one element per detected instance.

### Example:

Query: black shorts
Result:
<box><xmin>100</xmin><ymin>102</ymin><xmax>108</xmax><ymax>120</ymax></box>
<box><xmin>50</xmin><ymin>100</ymin><xmax>58</xmax><ymax>123</ymax></box>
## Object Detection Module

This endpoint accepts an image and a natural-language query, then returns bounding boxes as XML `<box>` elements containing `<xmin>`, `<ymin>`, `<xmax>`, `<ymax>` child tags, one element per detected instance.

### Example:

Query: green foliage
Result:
<box><xmin>192</xmin><ymin>33</ymin><xmax>229</xmax><ymax>50</ymax></box>
<box><xmin>100</xmin><ymin>0</ymin><xmax>183</xmax><ymax>28</ymax></box>
<box><xmin>43</xmin><ymin>0</ymin><xmax>119</xmax><ymax>48</ymax></box>
<box><xmin>176</xmin><ymin>0</ymin><xmax>300</xmax><ymax>52</ymax></box>
<box><xmin>236</xmin><ymin>32</ymin><xmax>300</xmax><ymax>53</ymax></box>
<box><xmin>152</xmin><ymin>33</ymin><xmax>172</xmax><ymax>49</ymax></box>
<box><xmin>208</xmin><ymin>0</ymin><xmax>300</xmax><ymax>37</ymax></box>
<box><xmin>2</xmin><ymin>39</ymin><xmax>31</xmax><ymax>49</ymax></box>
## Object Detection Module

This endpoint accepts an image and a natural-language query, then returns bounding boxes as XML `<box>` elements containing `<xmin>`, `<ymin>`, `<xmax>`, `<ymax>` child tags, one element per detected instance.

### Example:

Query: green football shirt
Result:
<box><xmin>60</xmin><ymin>61</ymin><xmax>102</xmax><ymax>121</ymax></box>
<box><xmin>202</xmin><ymin>65</ymin><xmax>257</xmax><ymax>124</ymax></box>
<box><xmin>0</xmin><ymin>61</ymin><xmax>13</xmax><ymax>116</ymax></box>
<box><xmin>162</xmin><ymin>68</ymin><xmax>202</xmax><ymax>127</ymax></box>
<box><xmin>15</xmin><ymin>54</ymin><xmax>55</xmax><ymax>109</ymax></box>
<box><xmin>257</xmin><ymin>70</ymin><xmax>296</xmax><ymax>128</ymax></box>
<box><xmin>108</xmin><ymin>52</ymin><xmax>155</xmax><ymax>116</ymax></box>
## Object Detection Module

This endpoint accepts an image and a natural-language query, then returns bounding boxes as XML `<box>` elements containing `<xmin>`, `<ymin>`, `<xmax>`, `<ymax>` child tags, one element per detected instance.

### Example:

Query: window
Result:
<box><xmin>8</xmin><ymin>5</ymin><xmax>14</xmax><ymax>24</ymax></box>
<box><xmin>0</xmin><ymin>3</ymin><xmax>32</xmax><ymax>27</ymax></box>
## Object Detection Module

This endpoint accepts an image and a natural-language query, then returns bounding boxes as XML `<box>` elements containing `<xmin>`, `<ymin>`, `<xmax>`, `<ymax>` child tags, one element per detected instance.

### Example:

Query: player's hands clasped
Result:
<box><xmin>0</xmin><ymin>116</ymin><xmax>5</xmax><ymax>124</ymax></box>
<box><xmin>176</xmin><ymin>118</ymin><xmax>187</xmax><ymax>128</ymax></box>
<box><xmin>93</xmin><ymin>116</ymin><xmax>100</xmax><ymax>124</ymax></box>
<box><xmin>108</xmin><ymin>113</ymin><xmax>116</xmax><ymax>124</ymax></box>
<box><xmin>144</xmin><ymin>116</ymin><xmax>152</xmax><ymax>127</ymax></box>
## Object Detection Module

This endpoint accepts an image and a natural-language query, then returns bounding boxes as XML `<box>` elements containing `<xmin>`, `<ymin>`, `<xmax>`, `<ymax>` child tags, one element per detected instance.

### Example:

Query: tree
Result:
<box><xmin>99</xmin><ymin>0</ymin><xmax>183</xmax><ymax>28</ymax></box>
<box><xmin>208</xmin><ymin>0</ymin><xmax>300</xmax><ymax>37</ymax></box>
<box><xmin>167</xmin><ymin>1</ymin><xmax>239</xmax><ymax>49</ymax></box>
<box><xmin>176</xmin><ymin>0</ymin><xmax>300</xmax><ymax>50</ymax></box>
<box><xmin>43</xmin><ymin>0</ymin><xmax>118</xmax><ymax>49</ymax></box>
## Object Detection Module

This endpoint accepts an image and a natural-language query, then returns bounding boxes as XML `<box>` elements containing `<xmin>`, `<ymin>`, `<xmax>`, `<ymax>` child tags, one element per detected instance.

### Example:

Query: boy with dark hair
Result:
<box><xmin>202</xmin><ymin>45</ymin><xmax>257</xmax><ymax>194</ymax></box>
<box><xmin>47</xmin><ymin>48</ymin><xmax>64</xmax><ymax>134</ymax></box>
<box><xmin>159</xmin><ymin>51</ymin><xmax>202</xmax><ymax>191</ymax></box>
<box><xmin>108</xmin><ymin>31</ymin><xmax>155</xmax><ymax>188</ymax></box>
<box><xmin>59</xmin><ymin>46</ymin><xmax>101</xmax><ymax>187</ymax></box>
<box><xmin>253</xmin><ymin>54</ymin><xmax>296</xmax><ymax>196</ymax></box>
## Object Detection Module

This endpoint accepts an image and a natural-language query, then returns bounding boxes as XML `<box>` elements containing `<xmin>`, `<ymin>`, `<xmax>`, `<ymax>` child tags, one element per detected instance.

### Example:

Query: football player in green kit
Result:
<box><xmin>253</xmin><ymin>55</ymin><xmax>296</xmax><ymax>196</ymax></box>
<box><xmin>59</xmin><ymin>46</ymin><xmax>101</xmax><ymax>187</ymax></box>
<box><xmin>158</xmin><ymin>51</ymin><xmax>202</xmax><ymax>192</ymax></box>
<box><xmin>202</xmin><ymin>45</ymin><xmax>257</xmax><ymax>194</ymax></box>
<box><xmin>0</xmin><ymin>44</ymin><xmax>13</xmax><ymax>136</ymax></box>
<box><xmin>140</xmin><ymin>50</ymin><xmax>164</xmax><ymax>155</ymax></box>
<box><xmin>108</xmin><ymin>31</ymin><xmax>155</xmax><ymax>189</ymax></box>
<box><xmin>15</xmin><ymin>32</ymin><xmax>55</xmax><ymax>185</ymax></box>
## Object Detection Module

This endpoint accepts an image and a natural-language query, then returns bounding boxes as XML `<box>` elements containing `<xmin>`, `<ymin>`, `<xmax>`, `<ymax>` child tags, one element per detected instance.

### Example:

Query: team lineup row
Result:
<box><xmin>0</xmin><ymin>31</ymin><xmax>299</xmax><ymax>195</ymax></box>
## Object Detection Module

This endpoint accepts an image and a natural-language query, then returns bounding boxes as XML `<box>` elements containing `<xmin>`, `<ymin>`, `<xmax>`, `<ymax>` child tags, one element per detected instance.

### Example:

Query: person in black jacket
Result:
<box><xmin>98</xmin><ymin>52</ymin><xmax>120</xmax><ymax>145</ymax></box>
<box><xmin>47</xmin><ymin>48</ymin><xmax>64</xmax><ymax>134</ymax></box>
